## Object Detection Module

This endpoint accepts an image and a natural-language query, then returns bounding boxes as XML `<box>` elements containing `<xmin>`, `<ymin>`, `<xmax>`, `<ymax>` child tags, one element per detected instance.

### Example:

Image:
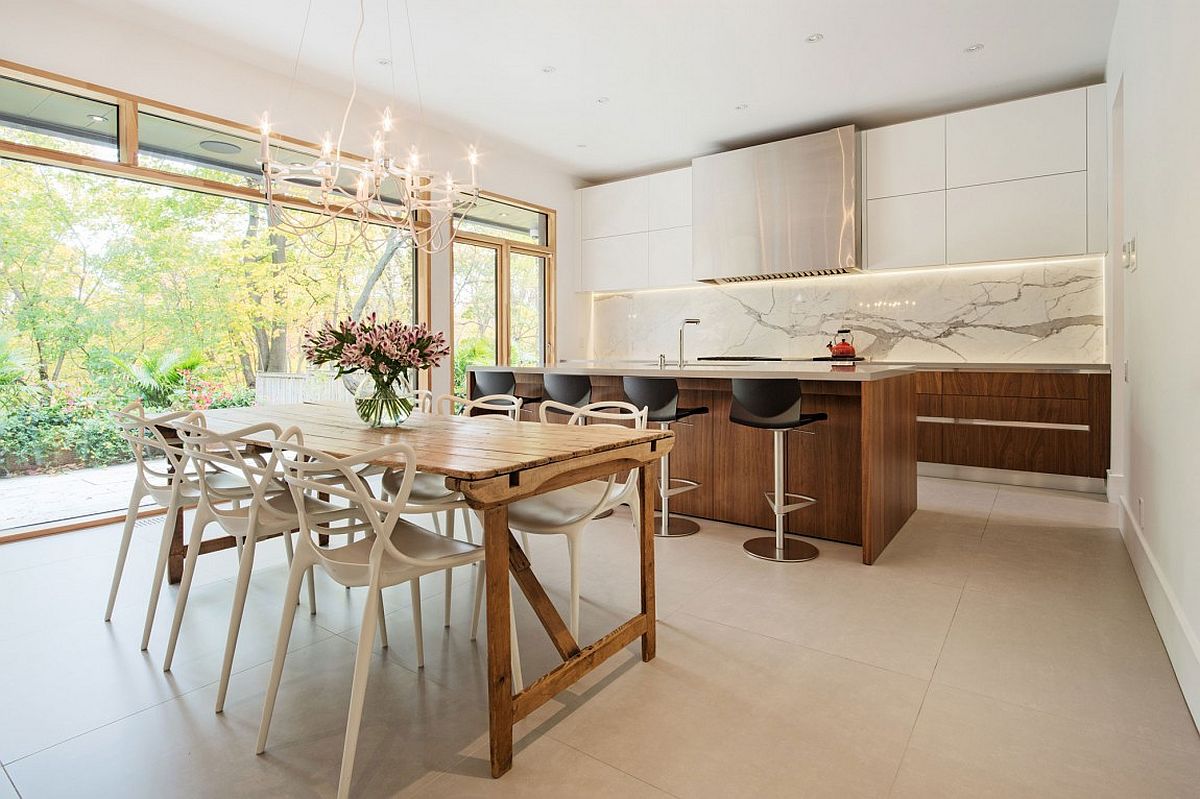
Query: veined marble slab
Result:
<box><xmin>590</xmin><ymin>258</ymin><xmax>1105</xmax><ymax>364</ymax></box>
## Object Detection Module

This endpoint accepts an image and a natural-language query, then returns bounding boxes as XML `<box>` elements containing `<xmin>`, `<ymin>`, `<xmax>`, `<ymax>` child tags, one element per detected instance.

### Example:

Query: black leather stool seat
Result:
<box><xmin>471</xmin><ymin>369</ymin><xmax>541</xmax><ymax>405</ymax></box>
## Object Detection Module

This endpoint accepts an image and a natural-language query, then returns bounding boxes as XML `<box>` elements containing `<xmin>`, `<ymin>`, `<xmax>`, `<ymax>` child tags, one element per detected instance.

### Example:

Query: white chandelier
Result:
<box><xmin>257</xmin><ymin>0</ymin><xmax>480</xmax><ymax>256</ymax></box>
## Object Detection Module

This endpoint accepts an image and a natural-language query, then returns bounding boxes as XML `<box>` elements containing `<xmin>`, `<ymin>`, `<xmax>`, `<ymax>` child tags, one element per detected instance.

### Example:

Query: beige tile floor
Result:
<box><xmin>0</xmin><ymin>477</ymin><xmax>1197</xmax><ymax>797</ymax></box>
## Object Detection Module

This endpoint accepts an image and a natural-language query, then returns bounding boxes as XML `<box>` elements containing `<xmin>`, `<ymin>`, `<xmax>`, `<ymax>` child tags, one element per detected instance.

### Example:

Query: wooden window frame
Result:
<box><xmin>450</xmin><ymin>196</ymin><xmax>557</xmax><ymax>379</ymax></box>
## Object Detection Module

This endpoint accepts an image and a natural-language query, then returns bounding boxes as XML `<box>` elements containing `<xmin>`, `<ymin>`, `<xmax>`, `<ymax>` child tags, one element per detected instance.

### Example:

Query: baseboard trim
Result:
<box><xmin>1106</xmin><ymin>470</ymin><xmax>1127</xmax><ymax>504</ymax></box>
<box><xmin>1118</xmin><ymin>495</ymin><xmax>1200</xmax><ymax>731</ymax></box>
<box><xmin>918</xmin><ymin>462</ymin><xmax>1105</xmax><ymax>494</ymax></box>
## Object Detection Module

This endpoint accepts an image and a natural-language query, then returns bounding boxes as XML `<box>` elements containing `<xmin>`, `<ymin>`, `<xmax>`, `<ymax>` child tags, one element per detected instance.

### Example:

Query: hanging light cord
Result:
<box><xmin>403</xmin><ymin>0</ymin><xmax>424</xmax><ymax>117</ymax></box>
<box><xmin>284</xmin><ymin>0</ymin><xmax>314</xmax><ymax>125</ymax></box>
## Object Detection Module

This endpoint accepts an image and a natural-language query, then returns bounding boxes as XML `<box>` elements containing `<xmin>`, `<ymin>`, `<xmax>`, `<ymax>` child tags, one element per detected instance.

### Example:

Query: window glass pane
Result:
<box><xmin>458</xmin><ymin>196</ymin><xmax>547</xmax><ymax>245</ymax></box>
<box><xmin>509</xmin><ymin>252</ymin><xmax>545</xmax><ymax>366</ymax></box>
<box><xmin>452</xmin><ymin>242</ymin><xmax>498</xmax><ymax>395</ymax></box>
<box><xmin>136</xmin><ymin>111</ymin><xmax>263</xmax><ymax>186</ymax></box>
<box><xmin>0</xmin><ymin>75</ymin><xmax>118</xmax><ymax>160</ymax></box>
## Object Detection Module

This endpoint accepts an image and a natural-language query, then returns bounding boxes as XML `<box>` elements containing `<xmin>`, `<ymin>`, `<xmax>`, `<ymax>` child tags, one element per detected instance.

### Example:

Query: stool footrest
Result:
<box><xmin>661</xmin><ymin>477</ymin><xmax>700</xmax><ymax>498</ymax></box>
<box><xmin>764</xmin><ymin>491</ymin><xmax>817</xmax><ymax>516</ymax></box>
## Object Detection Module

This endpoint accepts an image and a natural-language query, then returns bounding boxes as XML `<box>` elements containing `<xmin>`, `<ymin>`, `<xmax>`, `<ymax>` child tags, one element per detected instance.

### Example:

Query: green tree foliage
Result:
<box><xmin>110</xmin><ymin>349</ymin><xmax>205</xmax><ymax>408</ymax></box>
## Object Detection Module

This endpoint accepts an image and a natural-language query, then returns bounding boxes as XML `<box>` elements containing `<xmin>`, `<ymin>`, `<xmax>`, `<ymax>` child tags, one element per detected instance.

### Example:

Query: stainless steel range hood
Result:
<box><xmin>691</xmin><ymin>125</ymin><xmax>859</xmax><ymax>283</ymax></box>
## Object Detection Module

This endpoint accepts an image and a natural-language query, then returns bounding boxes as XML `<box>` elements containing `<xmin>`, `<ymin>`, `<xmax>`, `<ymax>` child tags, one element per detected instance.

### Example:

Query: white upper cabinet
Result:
<box><xmin>648</xmin><ymin>226</ymin><xmax>693</xmax><ymax>287</ymax></box>
<box><xmin>945</xmin><ymin>88</ymin><xmax>1087</xmax><ymax>188</ymax></box>
<box><xmin>865</xmin><ymin>117</ymin><xmax>946</xmax><ymax>199</ymax></box>
<box><xmin>580</xmin><ymin>176</ymin><xmax>649</xmax><ymax>240</ymax></box>
<box><xmin>946</xmin><ymin>171</ymin><xmax>1087</xmax><ymax>264</ymax></box>
<box><xmin>1086</xmin><ymin>84</ymin><xmax>1109</xmax><ymax>253</ymax></box>
<box><xmin>581</xmin><ymin>232</ymin><xmax>648</xmax><ymax>292</ymax></box>
<box><xmin>647</xmin><ymin>167</ymin><xmax>691</xmax><ymax>230</ymax></box>
<box><xmin>866</xmin><ymin>191</ymin><xmax>946</xmax><ymax>269</ymax></box>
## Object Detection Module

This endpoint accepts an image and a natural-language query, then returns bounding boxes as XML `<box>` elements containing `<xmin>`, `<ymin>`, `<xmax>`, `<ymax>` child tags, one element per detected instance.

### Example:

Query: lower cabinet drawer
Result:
<box><xmin>925</xmin><ymin>422</ymin><xmax>1097</xmax><ymax>477</ymax></box>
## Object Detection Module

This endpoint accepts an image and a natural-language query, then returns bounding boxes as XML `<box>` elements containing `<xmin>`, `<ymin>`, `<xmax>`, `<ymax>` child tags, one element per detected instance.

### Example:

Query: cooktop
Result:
<box><xmin>696</xmin><ymin>356</ymin><xmax>784</xmax><ymax>361</ymax></box>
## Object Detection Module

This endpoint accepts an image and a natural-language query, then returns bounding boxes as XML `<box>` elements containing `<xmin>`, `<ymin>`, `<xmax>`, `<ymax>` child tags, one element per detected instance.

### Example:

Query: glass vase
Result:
<box><xmin>351</xmin><ymin>374</ymin><xmax>414</xmax><ymax>428</ymax></box>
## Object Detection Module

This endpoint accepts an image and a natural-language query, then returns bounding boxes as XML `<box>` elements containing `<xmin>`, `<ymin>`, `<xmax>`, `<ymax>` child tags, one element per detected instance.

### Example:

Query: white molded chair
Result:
<box><xmin>509</xmin><ymin>400</ymin><xmax>646</xmax><ymax>639</ymax></box>
<box><xmin>257</xmin><ymin>430</ymin><xmax>486</xmax><ymax>799</ymax></box>
<box><xmin>381</xmin><ymin>392</ymin><xmax>522</xmax><ymax>627</ymax></box>
<box><xmin>161</xmin><ymin>414</ymin><xmax>364</xmax><ymax>713</ymax></box>
<box><xmin>106</xmin><ymin>402</ymin><xmax>253</xmax><ymax>651</ymax></box>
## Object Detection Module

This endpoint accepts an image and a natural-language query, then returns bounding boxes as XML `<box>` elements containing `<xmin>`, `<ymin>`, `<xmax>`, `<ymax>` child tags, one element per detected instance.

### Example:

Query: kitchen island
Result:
<box><xmin>469</xmin><ymin>363</ymin><xmax>918</xmax><ymax>564</ymax></box>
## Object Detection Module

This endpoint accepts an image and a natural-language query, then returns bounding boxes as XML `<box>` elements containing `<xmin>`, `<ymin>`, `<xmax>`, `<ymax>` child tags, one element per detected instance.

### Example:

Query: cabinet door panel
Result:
<box><xmin>946</xmin><ymin>172</ymin><xmax>1086</xmax><ymax>264</ymax></box>
<box><xmin>647</xmin><ymin>167</ymin><xmax>692</xmax><ymax>230</ymax></box>
<box><xmin>946</xmin><ymin>88</ymin><xmax>1086</xmax><ymax>187</ymax></box>
<box><xmin>580</xmin><ymin>176</ymin><xmax>648</xmax><ymax>239</ymax></box>
<box><xmin>1086</xmin><ymin>84</ymin><xmax>1109</xmax><ymax>253</ymax></box>
<box><xmin>581</xmin><ymin>233</ymin><xmax>648</xmax><ymax>292</ymax></box>
<box><xmin>866</xmin><ymin>117</ymin><xmax>946</xmax><ymax>199</ymax></box>
<box><xmin>866</xmin><ymin>191</ymin><xmax>946</xmax><ymax>269</ymax></box>
<box><xmin>648</xmin><ymin>226</ymin><xmax>693</xmax><ymax>288</ymax></box>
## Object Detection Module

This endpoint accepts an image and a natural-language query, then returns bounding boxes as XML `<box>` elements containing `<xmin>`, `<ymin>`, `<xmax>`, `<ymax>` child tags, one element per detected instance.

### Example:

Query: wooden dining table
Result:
<box><xmin>198</xmin><ymin>401</ymin><xmax>673</xmax><ymax>778</ymax></box>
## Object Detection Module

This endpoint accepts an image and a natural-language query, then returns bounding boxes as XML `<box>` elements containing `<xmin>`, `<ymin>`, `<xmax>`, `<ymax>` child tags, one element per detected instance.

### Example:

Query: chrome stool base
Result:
<box><xmin>654</xmin><ymin>515</ymin><xmax>701</xmax><ymax>538</ymax></box>
<box><xmin>743</xmin><ymin>535</ymin><xmax>819</xmax><ymax>562</ymax></box>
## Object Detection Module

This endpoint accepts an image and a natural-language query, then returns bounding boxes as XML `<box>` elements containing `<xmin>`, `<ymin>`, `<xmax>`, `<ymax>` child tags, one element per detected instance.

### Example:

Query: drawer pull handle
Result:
<box><xmin>917</xmin><ymin>415</ymin><xmax>1090</xmax><ymax>432</ymax></box>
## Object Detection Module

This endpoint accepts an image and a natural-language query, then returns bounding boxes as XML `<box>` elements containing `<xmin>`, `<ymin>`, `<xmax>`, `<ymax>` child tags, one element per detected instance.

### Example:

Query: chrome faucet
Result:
<box><xmin>678</xmin><ymin>318</ymin><xmax>701</xmax><ymax>368</ymax></box>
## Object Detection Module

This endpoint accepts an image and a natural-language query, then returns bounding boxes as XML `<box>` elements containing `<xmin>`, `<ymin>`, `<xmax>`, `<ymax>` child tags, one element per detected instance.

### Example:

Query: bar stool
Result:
<box><xmin>623</xmin><ymin>376</ymin><xmax>708</xmax><ymax>537</ymax></box>
<box><xmin>543</xmin><ymin>373</ymin><xmax>592</xmax><ymax>411</ymax></box>
<box><xmin>730</xmin><ymin>378</ymin><xmax>827</xmax><ymax>562</ymax></box>
<box><xmin>470</xmin><ymin>369</ymin><xmax>542</xmax><ymax>406</ymax></box>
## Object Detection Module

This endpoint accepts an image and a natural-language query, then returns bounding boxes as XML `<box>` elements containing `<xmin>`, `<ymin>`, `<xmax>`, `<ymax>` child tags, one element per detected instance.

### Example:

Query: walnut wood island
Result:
<box><xmin>470</xmin><ymin>362</ymin><xmax>919</xmax><ymax>564</ymax></box>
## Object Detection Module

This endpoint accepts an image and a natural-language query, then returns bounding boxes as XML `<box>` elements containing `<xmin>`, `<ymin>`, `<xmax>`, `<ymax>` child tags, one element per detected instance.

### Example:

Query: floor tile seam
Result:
<box><xmin>886</xmin><ymin>582</ymin><xmax>967</xmax><ymax>794</ymax></box>
<box><xmin>542</xmin><ymin>733</ymin><xmax>686</xmax><ymax>798</ymax></box>
<box><xmin>0</xmin><ymin>632</ymin><xmax>355</xmax><ymax>769</ymax></box>
<box><xmin>0</xmin><ymin>764</ymin><xmax>21</xmax><ymax>799</ymax></box>
<box><xmin>920</xmin><ymin>677</ymin><xmax>1200</xmax><ymax>758</ymax></box>
<box><xmin>669</xmin><ymin>610</ymin><xmax>936</xmax><ymax>684</ymax></box>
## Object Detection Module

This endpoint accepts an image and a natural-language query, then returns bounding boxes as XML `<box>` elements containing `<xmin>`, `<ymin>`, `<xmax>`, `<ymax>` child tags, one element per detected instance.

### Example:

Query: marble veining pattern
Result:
<box><xmin>590</xmin><ymin>259</ymin><xmax>1105</xmax><ymax>363</ymax></box>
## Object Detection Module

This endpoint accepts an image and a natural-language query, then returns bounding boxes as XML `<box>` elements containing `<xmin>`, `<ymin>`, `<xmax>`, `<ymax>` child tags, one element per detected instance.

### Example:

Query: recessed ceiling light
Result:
<box><xmin>497</xmin><ymin>211</ymin><xmax>509</xmax><ymax>217</ymax></box>
<box><xmin>806</xmin><ymin>33</ymin><xmax>824</xmax><ymax>43</ymax></box>
<box><xmin>87</xmin><ymin>114</ymin><xmax>108</xmax><ymax>123</ymax></box>
<box><xmin>964</xmin><ymin>43</ymin><xmax>984</xmax><ymax>53</ymax></box>
<box><xmin>596</xmin><ymin>96</ymin><xmax>610</xmax><ymax>104</ymax></box>
<box><xmin>377</xmin><ymin>57</ymin><xmax>392</xmax><ymax>66</ymax></box>
<box><xmin>199</xmin><ymin>139</ymin><xmax>242</xmax><ymax>155</ymax></box>
<box><xmin>542</xmin><ymin>65</ymin><xmax>556</xmax><ymax>73</ymax></box>
<box><xmin>576</xmin><ymin>143</ymin><xmax>587</xmax><ymax>148</ymax></box>
<box><xmin>734</xmin><ymin>103</ymin><xmax>749</xmax><ymax>111</ymax></box>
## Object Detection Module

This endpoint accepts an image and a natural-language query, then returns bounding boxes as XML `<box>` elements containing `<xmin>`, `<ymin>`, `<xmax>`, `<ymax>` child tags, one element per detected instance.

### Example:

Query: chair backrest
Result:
<box><xmin>470</xmin><ymin>370</ymin><xmax>516</xmax><ymax>399</ymax></box>
<box><xmin>172</xmin><ymin>414</ymin><xmax>289</xmax><ymax>526</ymax></box>
<box><xmin>622</xmin><ymin>376</ymin><xmax>680</xmax><ymax>422</ymax></box>
<box><xmin>436</xmin><ymin>393</ymin><xmax>522</xmax><ymax>419</ymax></box>
<box><xmin>272</xmin><ymin>430</ymin><xmax>480</xmax><ymax>576</ymax></box>
<box><xmin>543</xmin><ymin>373</ymin><xmax>592</xmax><ymax>408</ymax></box>
<box><xmin>540</xmin><ymin>400</ymin><xmax>647</xmax><ymax>430</ymax></box>
<box><xmin>729</xmin><ymin>378</ymin><xmax>805</xmax><ymax>429</ymax></box>
<box><xmin>410</xmin><ymin>389</ymin><xmax>434</xmax><ymax>414</ymax></box>
<box><xmin>111</xmin><ymin>401</ymin><xmax>192</xmax><ymax>494</ymax></box>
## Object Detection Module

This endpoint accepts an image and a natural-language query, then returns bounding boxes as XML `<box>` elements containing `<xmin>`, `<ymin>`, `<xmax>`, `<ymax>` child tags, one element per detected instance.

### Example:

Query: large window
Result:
<box><xmin>0</xmin><ymin>59</ymin><xmax>552</xmax><ymax>533</ymax></box>
<box><xmin>451</xmin><ymin>197</ymin><xmax>552</xmax><ymax>393</ymax></box>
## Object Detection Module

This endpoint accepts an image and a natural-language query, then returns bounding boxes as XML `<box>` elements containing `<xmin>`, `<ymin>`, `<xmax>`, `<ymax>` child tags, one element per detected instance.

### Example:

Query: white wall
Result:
<box><xmin>0</xmin><ymin>0</ymin><xmax>588</xmax><ymax>395</ymax></box>
<box><xmin>1106</xmin><ymin>0</ymin><xmax>1200</xmax><ymax>726</ymax></box>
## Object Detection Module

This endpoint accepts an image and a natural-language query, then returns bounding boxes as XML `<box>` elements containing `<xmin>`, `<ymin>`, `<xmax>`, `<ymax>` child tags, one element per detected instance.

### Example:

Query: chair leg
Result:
<box><xmin>255</xmin><ymin>552</ymin><xmax>310</xmax><ymax>755</ymax></box>
<box><xmin>410</xmin><ymin>579</ymin><xmax>424</xmax><ymax>669</ymax></box>
<box><xmin>140</xmin><ymin>490</ymin><xmax>181</xmax><ymax>651</ymax></box>
<box><xmin>104</xmin><ymin>483</ymin><xmax>145</xmax><ymax>622</ymax></box>
<box><xmin>461</xmin><ymin>506</ymin><xmax>476</xmax><ymax>545</ymax></box>
<box><xmin>566</xmin><ymin>531</ymin><xmax>582</xmax><ymax>641</ymax></box>
<box><xmin>443</xmin><ymin>510</ymin><xmax>455</xmax><ymax>627</ymax></box>
<box><xmin>337</xmin><ymin>582</ymin><xmax>381</xmax><ymax>799</ymax></box>
<box><xmin>162</xmin><ymin>502</ymin><xmax>212</xmax><ymax>671</ymax></box>
<box><xmin>469</xmin><ymin>561</ymin><xmax>485</xmax><ymax>641</ymax></box>
<box><xmin>376</xmin><ymin>588</ymin><xmax>389</xmax><ymax>649</ymax></box>
<box><xmin>215</xmin><ymin>533</ymin><xmax>258</xmax><ymax>713</ymax></box>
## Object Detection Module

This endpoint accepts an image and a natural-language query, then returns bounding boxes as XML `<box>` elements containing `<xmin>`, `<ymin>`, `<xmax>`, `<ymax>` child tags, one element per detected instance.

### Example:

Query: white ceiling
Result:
<box><xmin>67</xmin><ymin>0</ymin><xmax>1117</xmax><ymax>182</ymax></box>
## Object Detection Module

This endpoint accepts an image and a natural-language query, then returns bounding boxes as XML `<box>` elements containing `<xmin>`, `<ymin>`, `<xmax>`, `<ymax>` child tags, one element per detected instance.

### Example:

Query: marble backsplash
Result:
<box><xmin>590</xmin><ymin>258</ymin><xmax>1106</xmax><ymax>363</ymax></box>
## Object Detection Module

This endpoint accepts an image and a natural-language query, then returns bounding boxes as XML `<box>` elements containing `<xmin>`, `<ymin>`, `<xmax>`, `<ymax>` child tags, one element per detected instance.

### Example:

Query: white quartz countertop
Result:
<box><xmin>471</xmin><ymin>362</ymin><xmax>915</xmax><ymax>382</ymax></box>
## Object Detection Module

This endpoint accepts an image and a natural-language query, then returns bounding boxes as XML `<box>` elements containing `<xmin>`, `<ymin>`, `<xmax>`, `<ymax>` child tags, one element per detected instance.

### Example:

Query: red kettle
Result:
<box><xmin>827</xmin><ymin>328</ymin><xmax>856</xmax><ymax>358</ymax></box>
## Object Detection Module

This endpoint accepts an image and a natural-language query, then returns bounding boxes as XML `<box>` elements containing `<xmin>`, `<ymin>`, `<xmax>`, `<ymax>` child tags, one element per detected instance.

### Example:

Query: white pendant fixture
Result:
<box><xmin>258</xmin><ymin>0</ymin><xmax>479</xmax><ymax>256</ymax></box>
